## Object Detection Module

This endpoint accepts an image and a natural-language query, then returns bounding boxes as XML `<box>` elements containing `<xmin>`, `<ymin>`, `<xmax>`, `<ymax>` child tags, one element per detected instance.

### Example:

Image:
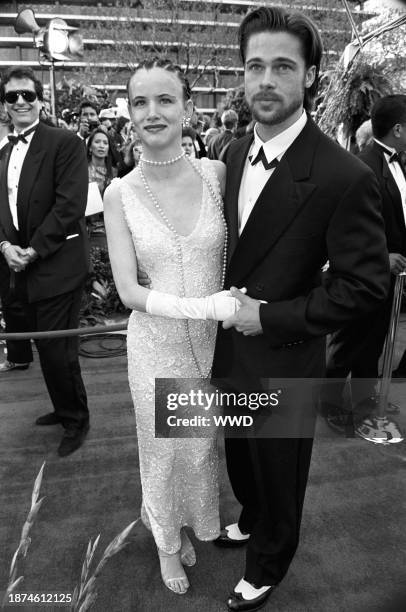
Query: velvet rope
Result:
<box><xmin>0</xmin><ymin>322</ymin><xmax>128</xmax><ymax>341</ymax></box>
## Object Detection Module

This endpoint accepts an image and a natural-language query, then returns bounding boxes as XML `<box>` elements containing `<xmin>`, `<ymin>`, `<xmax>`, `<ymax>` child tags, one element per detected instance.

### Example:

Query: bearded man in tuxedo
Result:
<box><xmin>0</xmin><ymin>67</ymin><xmax>90</xmax><ymax>457</ymax></box>
<box><xmin>211</xmin><ymin>7</ymin><xmax>390</xmax><ymax>611</ymax></box>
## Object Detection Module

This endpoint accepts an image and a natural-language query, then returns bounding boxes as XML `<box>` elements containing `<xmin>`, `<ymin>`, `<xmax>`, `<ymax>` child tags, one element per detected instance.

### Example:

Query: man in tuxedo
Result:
<box><xmin>0</xmin><ymin>99</ymin><xmax>33</xmax><ymax>373</ymax></box>
<box><xmin>0</xmin><ymin>67</ymin><xmax>90</xmax><ymax>457</ymax></box>
<box><xmin>325</xmin><ymin>95</ymin><xmax>406</xmax><ymax>425</ymax></box>
<box><xmin>208</xmin><ymin>109</ymin><xmax>238</xmax><ymax>160</ymax></box>
<box><xmin>211</xmin><ymin>7</ymin><xmax>390</xmax><ymax>611</ymax></box>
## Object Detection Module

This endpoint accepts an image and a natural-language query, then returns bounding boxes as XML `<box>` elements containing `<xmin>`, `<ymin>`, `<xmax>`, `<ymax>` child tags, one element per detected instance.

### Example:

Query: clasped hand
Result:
<box><xmin>389</xmin><ymin>253</ymin><xmax>406</xmax><ymax>275</ymax></box>
<box><xmin>137</xmin><ymin>269</ymin><xmax>264</xmax><ymax>332</ymax></box>
<box><xmin>222</xmin><ymin>287</ymin><xmax>264</xmax><ymax>336</ymax></box>
<box><xmin>4</xmin><ymin>245</ymin><xmax>35</xmax><ymax>272</ymax></box>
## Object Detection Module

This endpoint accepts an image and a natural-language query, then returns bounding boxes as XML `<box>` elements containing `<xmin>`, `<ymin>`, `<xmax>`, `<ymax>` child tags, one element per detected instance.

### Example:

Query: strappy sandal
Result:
<box><xmin>157</xmin><ymin>549</ymin><xmax>189</xmax><ymax>594</ymax></box>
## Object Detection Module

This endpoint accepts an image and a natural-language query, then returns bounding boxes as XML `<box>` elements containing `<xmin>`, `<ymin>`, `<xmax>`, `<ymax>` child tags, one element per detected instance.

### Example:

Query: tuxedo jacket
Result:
<box><xmin>358</xmin><ymin>142</ymin><xmax>406</xmax><ymax>256</ymax></box>
<box><xmin>212</xmin><ymin>117</ymin><xmax>390</xmax><ymax>386</ymax></box>
<box><xmin>0</xmin><ymin>122</ymin><xmax>89</xmax><ymax>303</ymax></box>
<box><xmin>208</xmin><ymin>129</ymin><xmax>235</xmax><ymax>160</ymax></box>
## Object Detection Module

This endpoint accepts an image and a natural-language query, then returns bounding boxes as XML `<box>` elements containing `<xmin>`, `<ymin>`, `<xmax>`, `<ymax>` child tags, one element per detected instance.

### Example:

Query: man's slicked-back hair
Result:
<box><xmin>238</xmin><ymin>6</ymin><xmax>323</xmax><ymax>111</ymax></box>
<box><xmin>126</xmin><ymin>57</ymin><xmax>192</xmax><ymax>103</ymax></box>
<box><xmin>371</xmin><ymin>95</ymin><xmax>406</xmax><ymax>140</ymax></box>
<box><xmin>0</xmin><ymin>66</ymin><xmax>44</xmax><ymax>103</ymax></box>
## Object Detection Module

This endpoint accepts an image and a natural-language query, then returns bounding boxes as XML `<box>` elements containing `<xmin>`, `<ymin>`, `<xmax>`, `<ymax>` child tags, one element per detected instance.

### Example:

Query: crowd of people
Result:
<box><xmin>0</xmin><ymin>4</ymin><xmax>405</xmax><ymax>611</ymax></box>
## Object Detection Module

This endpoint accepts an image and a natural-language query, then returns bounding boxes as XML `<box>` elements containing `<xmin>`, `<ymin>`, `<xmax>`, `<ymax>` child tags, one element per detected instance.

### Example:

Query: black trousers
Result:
<box><xmin>2</xmin><ymin>293</ymin><xmax>33</xmax><ymax>364</ymax></box>
<box><xmin>225</xmin><ymin>435</ymin><xmax>313</xmax><ymax>586</ymax></box>
<box><xmin>12</xmin><ymin>275</ymin><xmax>89</xmax><ymax>429</ymax></box>
<box><xmin>324</xmin><ymin>289</ymin><xmax>393</xmax><ymax>407</ymax></box>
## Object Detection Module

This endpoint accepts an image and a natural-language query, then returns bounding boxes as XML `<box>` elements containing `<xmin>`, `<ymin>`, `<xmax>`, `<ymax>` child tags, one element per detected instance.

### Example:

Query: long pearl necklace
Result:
<box><xmin>138</xmin><ymin>157</ymin><xmax>228</xmax><ymax>378</ymax></box>
<box><xmin>140</xmin><ymin>150</ymin><xmax>185</xmax><ymax>165</ymax></box>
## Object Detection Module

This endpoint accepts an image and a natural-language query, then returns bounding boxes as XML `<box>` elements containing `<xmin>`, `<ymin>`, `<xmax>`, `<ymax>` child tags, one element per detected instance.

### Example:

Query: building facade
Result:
<box><xmin>0</xmin><ymin>1</ymin><xmax>376</xmax><ymax>112</ymax></box>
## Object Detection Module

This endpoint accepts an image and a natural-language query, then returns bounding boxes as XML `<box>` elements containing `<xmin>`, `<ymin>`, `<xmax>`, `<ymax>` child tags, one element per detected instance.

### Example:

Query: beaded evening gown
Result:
<box><xmin>118</xmin><ymin>158</ymin><xmax>224</xmax><ymax>553</ymax></box>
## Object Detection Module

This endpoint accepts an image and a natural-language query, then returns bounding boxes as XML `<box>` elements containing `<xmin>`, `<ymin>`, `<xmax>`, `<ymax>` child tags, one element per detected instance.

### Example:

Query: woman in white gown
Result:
<box><xmin>104</xmin><ymin>59</ymin><xmax>239</xmax><ymax>595</ymax></box>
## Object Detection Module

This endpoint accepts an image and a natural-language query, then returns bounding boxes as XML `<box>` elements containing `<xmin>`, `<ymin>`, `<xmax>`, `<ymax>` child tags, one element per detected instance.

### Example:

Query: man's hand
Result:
<box><xmin>138</xmin><ymin>269</ymin><xmax>151</xmax><ymax>287</ymax></box>
<box><xmin>23</xmin><ymin>246</ymin><xmax>38</xmax><ymax>264</ymax></box>
<box><xmin>389</xmin><ymin>253</ymin><xmax>406</xmax><ymax>275</ymax></box>
<box><xmin>3</xmin><ymin>245</ymin><xmax>30</xmax><ymax>272</ymax></box>
<box><xmin>78</xmin><ymin>119</ymin><xmax>90</xmax><ymax>139</ymax></box>
<box><xmin>222</xmin><ymin>287</ymin><xmax>264</xmax><ymax>336</ymax></box>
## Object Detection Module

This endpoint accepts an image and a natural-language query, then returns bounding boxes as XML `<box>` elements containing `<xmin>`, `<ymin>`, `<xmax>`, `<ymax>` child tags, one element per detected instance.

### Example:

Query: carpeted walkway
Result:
<box><xmin>0</xmin><ymin>348</ymin><xmax>405</xmax><ymax>612</ymax></box>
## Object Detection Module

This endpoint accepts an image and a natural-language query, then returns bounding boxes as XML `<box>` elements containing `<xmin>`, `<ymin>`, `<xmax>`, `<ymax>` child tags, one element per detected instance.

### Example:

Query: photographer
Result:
<box><xmin>77</xmin><ymin>100</ymin><xmax>99</xmax><ymax>141</ymax></box>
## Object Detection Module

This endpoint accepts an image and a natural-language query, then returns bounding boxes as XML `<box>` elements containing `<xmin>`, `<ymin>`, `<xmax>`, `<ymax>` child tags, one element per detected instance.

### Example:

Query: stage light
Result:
<box><xmin>14</xmin><ymin>9</ymin><xmax>83</xmax><ymax>61</ymax></box>
<box><xmin>13</xmin><ymin>8</ymin><xmax>84</xmax><ymax>119</ymax></box>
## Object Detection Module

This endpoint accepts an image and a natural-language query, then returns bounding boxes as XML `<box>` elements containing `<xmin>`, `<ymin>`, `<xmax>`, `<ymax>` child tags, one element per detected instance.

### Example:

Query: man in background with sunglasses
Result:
<box><xmin>0</xmin><ymin>67</ymin><xmax>90</xmax><ymax>457</ymax></box>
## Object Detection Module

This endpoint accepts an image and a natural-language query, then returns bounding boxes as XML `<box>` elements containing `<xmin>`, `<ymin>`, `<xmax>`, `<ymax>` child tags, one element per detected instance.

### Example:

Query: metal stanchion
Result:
<box><xmin>356</xmin><ymin>273</ymin><xmax>405</xmax><ymax>444</ymax></box>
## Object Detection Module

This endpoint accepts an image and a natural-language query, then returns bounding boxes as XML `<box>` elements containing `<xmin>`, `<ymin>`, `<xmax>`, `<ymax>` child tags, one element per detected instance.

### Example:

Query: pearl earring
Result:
<box><xmin>182</xmin><ymin>116</ymin><xmax>191</xmax><ymax>128</ymax></box>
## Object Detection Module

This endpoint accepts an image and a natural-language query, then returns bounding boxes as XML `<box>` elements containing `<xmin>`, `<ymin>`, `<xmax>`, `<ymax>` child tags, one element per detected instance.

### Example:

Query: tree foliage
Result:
<box><xmin>318</xmin><ymin>3</ymin><xmax>405</xmax><ymax>139</ymax></box>
<box><xmin>82</xmin><ymin>0</ymin><xmax>239</xmax><ymax>90</ymax></box>
<box><xmin>222</xmin><ymin>86</ymin><xmax>251</xmax><ymax>128</ymax></box>
<box><xmin>318</xmin><ymin>58</ymin><xmax>394</xmax><ymax>138</ymax></box>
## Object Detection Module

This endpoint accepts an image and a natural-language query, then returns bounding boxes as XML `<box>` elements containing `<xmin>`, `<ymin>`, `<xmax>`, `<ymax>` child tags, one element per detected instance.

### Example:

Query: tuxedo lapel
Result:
<box><xmin>379</xmin><ymin>145</ymin><xmax>404</xmax><ymax>225</ymax></box>
<box><xmin>0</xmin><ymin>142</ymin><xmax>19</xmax><ymax>244</ymax></box>
<box><xmin>226</xmin><ymin>117</ymin><xmax>319</xmax><ymax>285</ymax></box>
<box><xmin>17</xmin><ymin>125</ymin><xmax>46</xmax><ymax>238</ymax></box>
<box><xmin>225</xmin><ymin>134</ymin><xmax>253</xmax><ymax>263</ymax></box>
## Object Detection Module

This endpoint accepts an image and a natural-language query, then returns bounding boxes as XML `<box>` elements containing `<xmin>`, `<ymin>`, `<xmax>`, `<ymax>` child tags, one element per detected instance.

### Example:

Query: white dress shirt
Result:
<box><xmin>238</xmin><ymin>111</ymin><xmax>307</xmax><ymax>235</ymax></box>
<box><xmin>7</xmin><ymin>119</ymin><xmax>39</xmax><ymax>230</ymax></box>
<box><xmin>373</xmin><ymin>137</ymin><xmax>406</xmax><ymax>222</ymax></box>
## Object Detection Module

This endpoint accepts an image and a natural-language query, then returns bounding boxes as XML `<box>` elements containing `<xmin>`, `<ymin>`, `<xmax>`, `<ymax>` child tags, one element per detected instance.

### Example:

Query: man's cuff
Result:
<box><xmin>0</xmin><ymin>240</ymin><xmax>12</xmax><ymax>254</ymax></box>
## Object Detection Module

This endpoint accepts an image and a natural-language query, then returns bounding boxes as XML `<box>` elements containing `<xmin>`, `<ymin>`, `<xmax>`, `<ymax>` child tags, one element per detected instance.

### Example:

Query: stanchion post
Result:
<box><xmin>356</xmin><ymin>272</ymin><xmax>405</xmax><ymax>444</ymax></box>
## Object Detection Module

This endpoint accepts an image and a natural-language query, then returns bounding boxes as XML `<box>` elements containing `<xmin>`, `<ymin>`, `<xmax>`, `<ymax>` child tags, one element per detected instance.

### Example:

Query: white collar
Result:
<box><xmin>251</xmin><ymin>111</ymin><xmax>307</xmax><ymax>164</ymax></box>
<box><xmin>373</xmin><ymin>138</ymin><xmax>396</xmax><ymax>155</ymax></box>
<box><xmin>13</xmin><ymin>118</ymin><xmax>39</xmax><ymax>137</ymax></box>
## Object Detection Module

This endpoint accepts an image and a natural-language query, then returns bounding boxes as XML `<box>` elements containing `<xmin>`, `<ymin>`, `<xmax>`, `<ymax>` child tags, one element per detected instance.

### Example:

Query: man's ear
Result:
<box><xmin>305</xmin><ymin>65</ymin><xmax>316</xmax><ymax>89</ymax></box>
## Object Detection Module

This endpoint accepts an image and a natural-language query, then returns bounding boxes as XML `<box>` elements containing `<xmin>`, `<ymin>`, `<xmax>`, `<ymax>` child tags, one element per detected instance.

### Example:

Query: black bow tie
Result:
<box><xmin>389</xmin><ymin>150</ymin><xmax>406</xmax><ymax>178</ymax></box>
<box><xmin>7</xmin><ymin>125</ymin><xmax>37</xmax><ymax>146</ymax></box>
<box><xmin>389</xmin><ymin>152</ymin><xmax>402</xmax><ymax>164</ymax></box>
<box><xmin>249</xmin><ymin>146</ymin><xmax>279</xmax><ymax>170</ymax></box>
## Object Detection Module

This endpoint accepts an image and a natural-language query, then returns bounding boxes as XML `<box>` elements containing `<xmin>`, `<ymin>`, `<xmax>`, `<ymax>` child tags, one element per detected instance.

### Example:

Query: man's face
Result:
<box><xmin>81</xmin><ymin>106</ymin><xmax>98</xmax><ymax>124</ymax></box>
<box><xmin>4</xmin><ymin>77</ymin><xmax>42</xmax><ymax>131</ymax></box>
<box><xmin>244</xmin><ymin>31</ymin><xmax>315</xmax><ymax>135</ymax></box>
<box><xmin>394</xmin><ymin>122</ymin><xmax>406</xmax><ymax>152</ymax></box>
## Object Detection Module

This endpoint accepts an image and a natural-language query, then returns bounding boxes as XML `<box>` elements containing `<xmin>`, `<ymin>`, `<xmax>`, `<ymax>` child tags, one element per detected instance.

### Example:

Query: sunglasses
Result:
<box><xmin>4</xmin><ymin>90</ymin><xmax>37</xmax><ymax>104</ymax></box>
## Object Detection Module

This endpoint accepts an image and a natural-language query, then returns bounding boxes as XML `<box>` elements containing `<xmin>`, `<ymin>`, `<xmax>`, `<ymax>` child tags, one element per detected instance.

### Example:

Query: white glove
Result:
<box><xmin>146</xmin><ymin>289</ymin><xmax>240</xmax><ymax>321</ymax></box>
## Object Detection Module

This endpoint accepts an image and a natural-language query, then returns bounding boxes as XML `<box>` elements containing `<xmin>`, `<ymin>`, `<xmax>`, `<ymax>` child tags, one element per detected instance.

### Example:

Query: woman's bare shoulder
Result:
<box><xmin>104</xmin><ymin>169</ymin><xmax>140</xmax><ymax>206</ymax></box>
<box><xmin>202</xmin><ymin>158</ymin><xmax>226</xmax><ymax>197</ymax></box>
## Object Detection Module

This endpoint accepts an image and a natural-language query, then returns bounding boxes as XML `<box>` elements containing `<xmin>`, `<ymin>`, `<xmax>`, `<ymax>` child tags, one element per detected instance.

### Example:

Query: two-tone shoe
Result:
<box><xmin>214</xmin><ymin>523</ymin><xmax>250</xmax><ymax>547</ymax></box>
<box><xmin>227</xmin><ymin>579</ymin><xmax>275</xmax><ymax>611</ymax></box>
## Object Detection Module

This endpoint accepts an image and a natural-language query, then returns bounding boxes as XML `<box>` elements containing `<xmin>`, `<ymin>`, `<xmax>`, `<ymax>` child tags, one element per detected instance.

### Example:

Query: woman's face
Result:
<box><xmin>181</xmin><ymin>135</ymin><xmax>195</xmax><ymax>157</ymax></box>
<box><xmin>127</xmin><ymin>67</ymin><xmax>191</xmax><ymax>151</ymax></box>
<box><xmin>90</xmin><ymin>132</ymin><xmax>109</xmax><ymax>158</ymax></box>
